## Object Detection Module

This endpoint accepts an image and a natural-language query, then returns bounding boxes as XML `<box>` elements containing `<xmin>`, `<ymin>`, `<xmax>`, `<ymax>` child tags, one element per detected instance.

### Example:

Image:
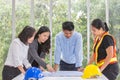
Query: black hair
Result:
<box><xmin>35</xmin><ymin>26</ymin><xmax>50</xmax><ymax>54</ymax></box>
<box><xmin>91</xmin><ymin>18</ymin><xmax>109</xmax><ymax>31</ymax></box>
<box><xmin>62</xmin><ymin>21</ymin><xmax>74</xmax><ymax>31</ymax></box>
<box><xmin>18</xmin><ymin>26</ymin><xmax>35</xmax><ymax>45</ymax></box>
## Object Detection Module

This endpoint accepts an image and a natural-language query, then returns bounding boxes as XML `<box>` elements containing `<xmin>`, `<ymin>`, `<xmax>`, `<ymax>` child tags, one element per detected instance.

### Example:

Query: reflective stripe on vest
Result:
<box><xmin>93</xmin><ymin>32</ymin><xmax>117</xmax><ymax>67</ymax></box>
<box><xmin>97</xmin><ymin>57</ymin><xmax>117</xmax><ymax>67</ymax></box>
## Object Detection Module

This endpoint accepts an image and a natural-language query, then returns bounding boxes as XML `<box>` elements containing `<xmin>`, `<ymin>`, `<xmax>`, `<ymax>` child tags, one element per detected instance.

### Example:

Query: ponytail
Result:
<box><xmin>104</xmin><ymin>22</ymin><xmax>109</xmax><ymax>31</ymax></box>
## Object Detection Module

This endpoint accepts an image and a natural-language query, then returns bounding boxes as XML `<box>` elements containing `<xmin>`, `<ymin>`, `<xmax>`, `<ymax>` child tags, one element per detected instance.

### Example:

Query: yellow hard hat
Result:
<box><xmin>82</xmin><ymin>64</ymin><xmax>102</xmax><ymax>79</ymax></box>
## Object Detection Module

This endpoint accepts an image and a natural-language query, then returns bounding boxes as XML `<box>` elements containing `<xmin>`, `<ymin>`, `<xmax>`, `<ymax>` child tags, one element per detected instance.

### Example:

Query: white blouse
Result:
<box><xmin>5</xmin><ymin>38</ymin><xmax>31</xmax><ymax>68</ymax></box>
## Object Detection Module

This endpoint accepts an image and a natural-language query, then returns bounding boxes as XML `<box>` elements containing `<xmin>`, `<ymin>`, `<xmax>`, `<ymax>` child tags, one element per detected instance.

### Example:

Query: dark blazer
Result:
<box><xmin>28</xmin><ymin>39</ymin><xmax>47</xmax><ymax>68</ymax></box>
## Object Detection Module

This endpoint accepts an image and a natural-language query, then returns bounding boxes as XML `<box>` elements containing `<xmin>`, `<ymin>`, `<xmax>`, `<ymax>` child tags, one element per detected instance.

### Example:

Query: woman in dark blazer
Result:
<box><xmin>28</xmin><ymin>26</ymin><xmax>55</xmax><ymax>72</ymax></box>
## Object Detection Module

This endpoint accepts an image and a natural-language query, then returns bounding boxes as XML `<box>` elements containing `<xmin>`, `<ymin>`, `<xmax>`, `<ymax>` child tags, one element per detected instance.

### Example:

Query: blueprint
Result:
<box><xmin>43</xmin><ymin>71</ymin><xmax>83</xmax><ymax>77</ymax></box>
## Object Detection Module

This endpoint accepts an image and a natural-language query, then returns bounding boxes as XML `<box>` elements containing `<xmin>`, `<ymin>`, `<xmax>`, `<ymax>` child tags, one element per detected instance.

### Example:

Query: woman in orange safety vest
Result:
<box><xmin>88</xmin><ymin>18</ymin><xmax>119</xmax><ymax>80</ymax></box>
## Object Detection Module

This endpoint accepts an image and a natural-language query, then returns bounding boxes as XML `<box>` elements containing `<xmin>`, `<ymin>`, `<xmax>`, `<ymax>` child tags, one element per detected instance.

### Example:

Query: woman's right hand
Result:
<box><xmin>46</xmin><ymin>64</ymin><xmax>55</xmax><ymax>72</ymax></box>
<box><xmin>39</xmin><ymin>66</ymin><xmax>47</xmax><ymax>72</ymax></box>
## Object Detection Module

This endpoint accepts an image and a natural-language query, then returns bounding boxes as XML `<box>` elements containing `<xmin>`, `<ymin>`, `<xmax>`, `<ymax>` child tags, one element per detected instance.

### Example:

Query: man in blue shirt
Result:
<box><xmin>54</xmin><ymin>21</ymin><xmax>83</xmax><ymax>71</ymax></box>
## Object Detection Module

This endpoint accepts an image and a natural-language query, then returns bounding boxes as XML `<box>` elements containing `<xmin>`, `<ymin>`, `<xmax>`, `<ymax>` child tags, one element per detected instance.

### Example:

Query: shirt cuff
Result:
<box><xmin>75</xmin><ymin>63</ymin><xmax>82</xmax><ymax>67</ymax></box>
<box><xmin>24</xmin><ymin>63</ymin><xmax>31</xmax><ymax>69</ymax></box>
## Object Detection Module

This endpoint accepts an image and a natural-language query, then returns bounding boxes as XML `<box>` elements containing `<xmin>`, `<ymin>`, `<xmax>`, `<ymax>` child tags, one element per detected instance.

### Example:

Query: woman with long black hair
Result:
<box><xmin>28</xmin><ymin>26</ymin><xmax>55</xmax><ymax>72</ymax></box>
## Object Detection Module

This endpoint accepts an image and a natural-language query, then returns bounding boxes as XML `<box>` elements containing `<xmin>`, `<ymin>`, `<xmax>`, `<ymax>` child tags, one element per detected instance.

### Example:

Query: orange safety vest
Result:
<box><xmin>93</xmin><ymin>32</ymin><xmax>117</xmax><ymax>67</ymax></box>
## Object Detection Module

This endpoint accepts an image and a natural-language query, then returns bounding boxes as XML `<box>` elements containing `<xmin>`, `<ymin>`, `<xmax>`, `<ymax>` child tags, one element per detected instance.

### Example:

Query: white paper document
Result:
<box><xmin>12</xmin><ymin>71</ymin><xmax>108</xmax><ymax>80</ymax></box>
<box><xmin>42</xmin><ymin>71</ymin><xmax>108</xmax><ymax>80</ymax></box>
<box><xmin>43</xmin><ymin>71</ymin><xmax>83</xmax><ymax>77</ymax></box>
<box><xmin>12</xmin><ymin>73</ymin><xmax>24</xmax><ymax>80</ymax></box>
